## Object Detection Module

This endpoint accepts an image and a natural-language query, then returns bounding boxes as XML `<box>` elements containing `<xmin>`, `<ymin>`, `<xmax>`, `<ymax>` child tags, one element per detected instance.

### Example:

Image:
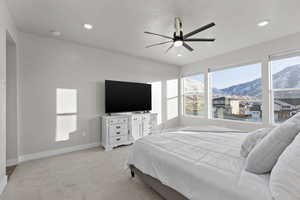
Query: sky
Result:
<box><xmin>271</xmin><ymin>55</ymin><xmax>300</xmax><ymax>74</ymax></box>
<box><xmin>212</xmin><ymin>55</ymin><xmax>300</xmax><ymax>89</ymax></box>
<box><xmin>189</xmin><ymin>74</ymin><xmax>204</xmax><ymax>81</ymax></box>
<box><xmin>212</xmin><ymin>63</ymin><xmax>261</xmax><ymax>89</ymax></box>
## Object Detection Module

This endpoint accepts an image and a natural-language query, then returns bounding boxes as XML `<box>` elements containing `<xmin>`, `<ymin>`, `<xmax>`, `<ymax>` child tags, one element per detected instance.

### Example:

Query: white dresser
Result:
<box><xmin>101</xmin><ymin>113</ymin><xmax>158</xmax><ymax>150</ymax></box>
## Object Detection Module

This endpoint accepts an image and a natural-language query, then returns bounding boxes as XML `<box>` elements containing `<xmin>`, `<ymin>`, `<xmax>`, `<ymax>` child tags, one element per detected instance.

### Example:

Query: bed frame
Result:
<box><xmin>129</xmin><ymin>165</ymin><xmax>188</xmax><ymax>200</ymax></box>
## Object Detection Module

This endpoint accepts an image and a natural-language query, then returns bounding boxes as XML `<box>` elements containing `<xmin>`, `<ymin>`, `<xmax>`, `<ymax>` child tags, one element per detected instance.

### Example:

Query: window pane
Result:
<box><xmin>183</xmin><ymin>74</ymin><xmax>205</xmax><ymax>116</ymax></box>
<box><xmin>150</xmin><ymin>82</ymin><xmax>162</xmax><ymax>124</ymax></box>
<box><xmin>183</xmin><ymin>74</ymin><xmax>204</xmax><ymax>94</ymax></box>
<box><xmin>273</xmin><ymin>90</ymin><xmax>300</xmax><ymax>123</ymax></box>
<box><xmin>167</xmin><ymin>79</ymin><xmax>178</xmax><ymax>98</ymax></box>
<box><xmin>271</xmin><ymin>56</ymin><xmax>300</xmax><ymax>89</ymax></box>
<box><xmin>184</xmin><ymin>94</ymin><xmax>205</xmax><ymax>116</ymax></box>
<box><xmin>167</xmin><ymin>98</ymin><xmax>178</xmax><ymax>120</ymax></box>
<box><xmin>56</xmin><ymin>115</ymin><xmax>77</xmax><ymax>141</ymax></box>
<box><xmin>57</xmin><ymin>88</ymin><xmax>77</xmax><ymax>114</ymax></box>
<box><xmin>212</xmin><ymin>63</ymin><xmax>262</xmax><ymax>122</ymax></box>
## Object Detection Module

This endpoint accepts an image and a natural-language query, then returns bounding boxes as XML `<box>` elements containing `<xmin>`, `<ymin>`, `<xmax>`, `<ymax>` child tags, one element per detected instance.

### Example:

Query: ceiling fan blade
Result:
<box><xmin>183</xmin><ymin>22</ymin><xmax>215</xmax><ymax>39</ymax></box>
<box><xmin>183</xmin><ymin>42</ymin><xmax>194</xmax><ymax>51</ymax></box>
<box><xmin>165</xmin><ymin>43</ymin><xmax>174</xmax><ymax>53</ymax></box>
<box><xmin>184</xmin><ymin>38</ymin><xmax>215</xmax><ymax>42</ymax></box>
<box><xmin>144</xmin><ymin>31</ymin><xmax>173</xmax><ymax>40</ymax></box>
<box><xmin>146</xmin><ymin>41</ymin><xmax>173</xmax><ymax>48</ymax></box>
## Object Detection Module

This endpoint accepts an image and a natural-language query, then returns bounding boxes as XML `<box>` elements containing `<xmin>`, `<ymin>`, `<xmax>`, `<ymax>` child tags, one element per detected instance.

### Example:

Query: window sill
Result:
<box><xmin>182</xmin><ymin>114</ymin><xmax>206</xmax><ymax>119</ymax></box>
<box><xmin>210</xmin><ymin>117</ymin><xmax>264</xmax><ymax>125</ymax></box>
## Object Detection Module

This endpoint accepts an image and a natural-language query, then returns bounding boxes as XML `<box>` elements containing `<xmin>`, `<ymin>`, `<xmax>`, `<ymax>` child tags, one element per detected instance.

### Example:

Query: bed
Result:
<box><xmin>128</xmin><ymin>126</ymin><xmax>273</xmax><ymax>200</ymax></box>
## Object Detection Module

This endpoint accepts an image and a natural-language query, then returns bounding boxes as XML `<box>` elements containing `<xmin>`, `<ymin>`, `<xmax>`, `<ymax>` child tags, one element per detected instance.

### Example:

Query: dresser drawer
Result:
<box><xmin>109</xmin><ymin>118</ymin><xmax>128</xmax><ymax>125</ymax></box>
<box><xmin>110</xmin><ymin>129</ymin><xmax>128</xmax><ymax>137</ymax></box>
<box><xmin>110</xmin><ymin>135</ymin><xmax>128</xmax><ymax>145</ymax></box>
<box><xmin>109</xmin><ymin>123</ymin><xmax>128</xmax><ymax>137</ymax></box>
<box><xmin>110</xmin><ymin>123</ymin><xmax>127</xmax><ymax>131</ymax></box>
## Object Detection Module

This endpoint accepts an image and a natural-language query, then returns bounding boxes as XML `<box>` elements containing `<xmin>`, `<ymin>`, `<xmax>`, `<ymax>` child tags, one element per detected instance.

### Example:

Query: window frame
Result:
<box><xmin>167</xmin><ymin>79</ymin><xmax>179</xmax><ymax>120</ymax></box>
<box><xmin>56</xmin><ymin>88</ymin><xmax>78</xmax><ymax>116</ymax></box>
<box><xmin>149</xmin><ymin>81</ymin><xmax>163</xmax><ymax>124</ymax></box>
<box><xmin>56</xmin><ymin>88</ymin><xmax>78</xmax><ymax>141</ymax></box>
<box><xmin>181</xmin><ymin>50</ymin><xmax>300</xmax><ymax>126</ymax></box>
<box><xmin>269</xmin><ymin>53</ymin><xmax>300</xmax><ymax>124</ymax></box>
<box><xmin>209</xmin><ymin>62</ymin><xmax>263</xmax><ymax>123</ymax></box>
<box><xmin>181</xmin><ymin>73</ymin><xmax>206</xmax><ymax>118</ymax></box>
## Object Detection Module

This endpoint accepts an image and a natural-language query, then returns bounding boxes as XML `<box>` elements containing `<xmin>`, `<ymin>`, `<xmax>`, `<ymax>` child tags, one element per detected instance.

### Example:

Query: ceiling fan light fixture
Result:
<box><xmin>257</xmin><ymin>20</ymin><xmax>270</xmax><ymax>27</ymax></box>
<box><xmin>144</xmin><ymin>18</ymin><xmax>216</xmax><ymax>53</ymax></box>
<box><xmin>84</xmin><ymin>24</ymin><xmax>93</xmax><ymax>30</ymax></box>
<box><xmin>174</xmin><ymin>40</ymin><xmax>183</xmax><ymax>47</ymax></box>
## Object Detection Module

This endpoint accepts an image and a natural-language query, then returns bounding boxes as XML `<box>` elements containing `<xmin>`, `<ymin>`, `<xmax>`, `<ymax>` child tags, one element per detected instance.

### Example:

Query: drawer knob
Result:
<box><xmin>116</xmin><ymin>126</ymin><xmax>121</xmax><ymax>129</ymax></box>
<box><xmin>116</xmin><ymin>138</ymin><xmax>121</xmax><ymax>141</ymax></box>
<box><xmin>116</xmin><ymin>132</ymin><xmax>120</xmax><ymax>135</ymax></box>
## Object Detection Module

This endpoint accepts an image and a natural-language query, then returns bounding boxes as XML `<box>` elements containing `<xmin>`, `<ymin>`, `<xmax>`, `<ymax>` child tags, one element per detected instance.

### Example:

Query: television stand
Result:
<box><xmin>101</xmin><ymin>113</ymin><xmax>158</xmax><ymax>151</ymax></box>
<box><xmin>132</xmin><ymin>111</ymin><xmax>143</xmax><ymax>114</ymax></box>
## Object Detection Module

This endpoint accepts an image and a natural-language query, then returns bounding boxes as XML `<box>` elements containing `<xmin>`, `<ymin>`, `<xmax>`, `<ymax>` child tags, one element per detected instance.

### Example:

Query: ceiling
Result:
<box><xmin>6</xmin><ymin>0</ymin><xmax>300</xmax><ymax>66</ymax></box>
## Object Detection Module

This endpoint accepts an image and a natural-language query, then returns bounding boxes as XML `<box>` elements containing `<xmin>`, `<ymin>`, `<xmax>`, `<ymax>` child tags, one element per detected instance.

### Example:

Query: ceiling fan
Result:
<box><xmin>145</xmin><ymin>17</ymin><xmax>215</xmax><ymax>53</ymax></box>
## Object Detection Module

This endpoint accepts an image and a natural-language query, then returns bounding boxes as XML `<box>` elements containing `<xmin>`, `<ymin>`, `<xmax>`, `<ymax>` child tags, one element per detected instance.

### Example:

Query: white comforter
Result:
<box><xmin>128</xmin><ymin>128</ymin><xmax>272</xmax><ymax>200</ymax></box>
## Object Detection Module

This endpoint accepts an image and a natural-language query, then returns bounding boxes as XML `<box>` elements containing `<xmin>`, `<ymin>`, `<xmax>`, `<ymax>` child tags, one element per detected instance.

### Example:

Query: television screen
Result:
<box><xmin>105</xmin><ymin>80</ymin><xmax>152</xmax><ymax>113</ymax></box>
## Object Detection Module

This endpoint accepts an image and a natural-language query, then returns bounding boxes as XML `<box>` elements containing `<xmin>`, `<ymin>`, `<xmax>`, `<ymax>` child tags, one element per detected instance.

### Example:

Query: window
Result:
<box><xmin>167</xmin><ymin>79</ymin><xmax>178</xmax><ymax>120</ymax></box>
<box><xmin>270</xmin><ymin>55</ymin><xmax>300</xmax><ymax>123</ymax></box>
<box><xmin>182</xmin><ymin>74</ymin><xmax>205</xmax><ymax>116</ymax></box>
<box><xmin>56</xmin><ymin>88</ymin><xmax>77</xmax><ymax>141</ymax></box>
<box><xmin>150</xmin><ymin>81</ymin><xmax>162</xmax><ymax>124</ymax></box>
<box><xmin>211</xmin><ymin>63</ymin><xmax>262</xmax><ymax>122</ymax></box>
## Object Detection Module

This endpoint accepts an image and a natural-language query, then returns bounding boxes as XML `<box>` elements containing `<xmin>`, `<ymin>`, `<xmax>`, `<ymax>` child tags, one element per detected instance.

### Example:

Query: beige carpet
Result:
<box><xmin>0</xmin><ymin>146</ymin><xmax>163</xmax><ymax>200</ymax></box>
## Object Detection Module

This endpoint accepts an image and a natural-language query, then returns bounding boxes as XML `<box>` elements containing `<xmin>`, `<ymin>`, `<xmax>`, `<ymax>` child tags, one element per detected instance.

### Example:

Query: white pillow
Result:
<box><xmin>270</xmin><ymin>132</ymin><xmax>300</xmax><ymax>200</ymax></box>
<box><xmin>246</xmin><ymin>112</ymin><xmax>300</xmax><ymax>174</ymax></box>
<box><xmin>240</xmin><ymin>128</ymin><xmax>271</xmax><ymax>158</ymax></box>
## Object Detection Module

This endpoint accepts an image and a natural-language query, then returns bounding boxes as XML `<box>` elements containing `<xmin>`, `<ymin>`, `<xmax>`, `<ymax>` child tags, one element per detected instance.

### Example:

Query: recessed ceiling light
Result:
<box><xmin>257</xmin><ymin>20</ymin><xmax>270</xmax><ymax>27</ymax></box>
<box><xmin>84</xmin><ymin>24</ymin><xmax>93</xmax><ymax>30</ymax></box>
<box><xmin>177</xmin><ymin>54</ymin><xmax>182</xmax><ymax>57</ymax></box>
<box><xmin>50</xmin><ymin>30</ymin><xmax>61</xmax><ymax>36</ymax></box>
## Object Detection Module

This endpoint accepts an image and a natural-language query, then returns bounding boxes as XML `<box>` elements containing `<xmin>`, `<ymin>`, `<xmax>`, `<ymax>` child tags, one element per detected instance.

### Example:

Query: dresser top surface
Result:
<box><xmin>102</xmin><ymin>113</ymin><xmax>157</xmax><ymax>119</ymax></box>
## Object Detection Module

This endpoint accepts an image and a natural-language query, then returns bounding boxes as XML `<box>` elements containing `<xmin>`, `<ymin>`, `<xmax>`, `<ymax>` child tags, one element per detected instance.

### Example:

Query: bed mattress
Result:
<box><xmin>128</xmin><ymin>128</ymin><xmax>272</xmax><ymax>200</ymax></box>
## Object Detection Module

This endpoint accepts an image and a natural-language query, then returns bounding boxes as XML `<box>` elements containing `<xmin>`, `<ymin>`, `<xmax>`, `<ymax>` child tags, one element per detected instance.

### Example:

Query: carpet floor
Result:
<box><xmin>0</xmin><ymin>146</ymin><xmax>163</xmax><ymax>200</ymax></box>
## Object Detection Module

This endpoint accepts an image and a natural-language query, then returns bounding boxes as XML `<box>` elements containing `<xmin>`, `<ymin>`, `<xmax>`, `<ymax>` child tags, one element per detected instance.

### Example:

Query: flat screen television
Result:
<box><xmin>105</xmin><ymin>80</ymin><xmax>152</xmax><ymax>113</ymax></box>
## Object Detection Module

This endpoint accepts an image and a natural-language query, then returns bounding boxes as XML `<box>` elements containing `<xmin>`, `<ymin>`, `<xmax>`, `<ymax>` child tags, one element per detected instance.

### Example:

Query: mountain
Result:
<box><xmin>213</xmin><ymin>88</ymin><xmax>224</xmax><ymax>94</ymax></box>
<box><xmin>272</xmin><ymin>64</ymin><xmax>300</xmax><ymax>89</ymax></box>
<box><xmin>215</xmin><ymin>65</ymin><xmax>300</xmax><ymax>98</ymax></box>
<box><xmin>218</xmin><ymin>78</ymin><xmax>261</xmax><ymax>97</ymax></box>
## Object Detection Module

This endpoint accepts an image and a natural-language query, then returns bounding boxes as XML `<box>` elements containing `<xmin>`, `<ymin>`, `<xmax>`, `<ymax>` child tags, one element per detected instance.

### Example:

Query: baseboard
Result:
<box><xmin>0</xmin><ymin>175</ymin><xmax>7</xmax><ymax>195</ymax></box>
<box><xmin>19</xmin><ymin>142</ymin><xmax>101</xmax><ymax>163</ymax></box>
<box><xmin>6</xmin><ymin>158</ymin><xmax>18</xmax><ymax>167</ymax></box>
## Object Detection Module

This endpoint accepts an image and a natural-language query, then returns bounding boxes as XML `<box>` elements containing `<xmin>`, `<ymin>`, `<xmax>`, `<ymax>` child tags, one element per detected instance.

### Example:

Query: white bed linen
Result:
<box><xmin>128</xmin><ymin>130</ymin><xmax>272</xmax><ymax>200</ymax></box>
<box><xmin>177</xmin><ymin>125</ymin><xmax>245</xmax><ymax>133</ymax></box>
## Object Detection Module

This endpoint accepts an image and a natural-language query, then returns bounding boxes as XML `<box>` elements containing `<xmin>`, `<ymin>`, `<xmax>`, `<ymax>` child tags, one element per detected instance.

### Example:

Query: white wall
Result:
<box><xmin>0</xmin><ymin>0</ymin><xmax>18</xmax><ymax>194</ymax></box>
<box><xmin>0</xmin><ymin>23</ymin><xmax>6</xmax><ymax>196</ymax></box>
<box><xmin>181</xmin><ymin>31</ymin><xmax>300</xmax><ymax>131</ymax></box>
<box><xmin>18</xmin><ymin>32</ymin><xmax>180</xmax><ymax>157</ymax></box>
<box><xmin>6</xmin><ymin>42</ymin><xmax>18</xmax><ymax>165</ymax></box>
